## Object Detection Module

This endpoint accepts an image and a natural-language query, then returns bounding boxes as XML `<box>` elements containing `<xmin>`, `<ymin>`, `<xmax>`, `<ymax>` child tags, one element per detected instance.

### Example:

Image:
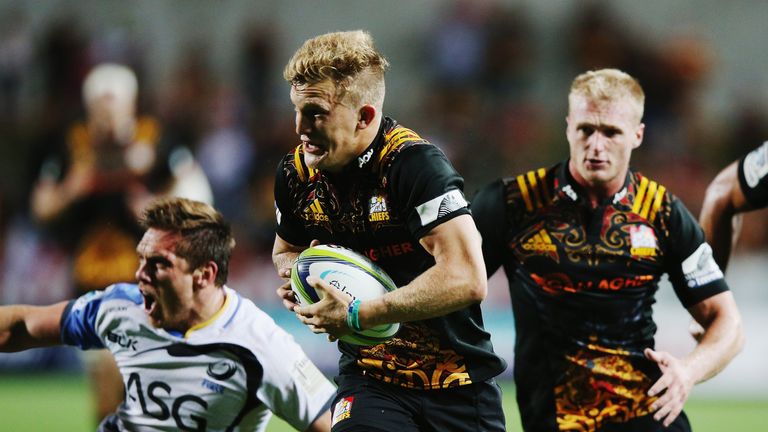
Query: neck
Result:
<box><xmin>187</xmin><ymin>286</ymin><xmax>226</xmax><ymax>331</ymax></box>
<box><xmin>568</xmin><ymin>161</ymin><xmax>626</xmax><ymax>208</ymax></box>
<box><xmin>357</xmin><ymin>115</ymin><xmax>382</xmax><ymax>150</ymax></box>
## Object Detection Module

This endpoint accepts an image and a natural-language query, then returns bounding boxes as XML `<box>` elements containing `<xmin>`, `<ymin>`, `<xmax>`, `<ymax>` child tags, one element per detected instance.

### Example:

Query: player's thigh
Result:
<box><xmin>330</xmin><ymin>374</ymin><xmax>419</xmax><ymax>432</ymax></box>
<box><xmin>420</xmin><ymin>378</ymin><xmax>506</xmax><ymax>432</ymax></box>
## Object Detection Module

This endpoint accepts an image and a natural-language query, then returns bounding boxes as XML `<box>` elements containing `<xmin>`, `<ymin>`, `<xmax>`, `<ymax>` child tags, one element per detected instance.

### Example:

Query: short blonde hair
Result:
<box><xmin>283</xmin><ymin>30</ymin><xmax>389</xmax><ymax>108</ymax></box>
<box><xmin>82</xmin><ymin>63</ymin><xmax>138</xmax><ymax>107</ymax></box>
<box><xmin>569</xmin><ymin>69</ymin><xmax>645</xmax><ymax>122</ymax></box>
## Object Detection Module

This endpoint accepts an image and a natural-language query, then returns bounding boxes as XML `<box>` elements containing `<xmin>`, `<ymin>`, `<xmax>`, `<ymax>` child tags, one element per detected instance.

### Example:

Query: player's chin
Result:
<box><xmin>303</xmin><ymin>152</ymin><xmax>327</xmax><ymax>169</ymax></box>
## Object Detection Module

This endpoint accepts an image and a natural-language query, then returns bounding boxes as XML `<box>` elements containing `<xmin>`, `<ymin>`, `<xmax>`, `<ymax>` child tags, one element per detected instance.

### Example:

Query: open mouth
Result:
<box><xmin>140</xmin><ymin>290</ymin><xmax>157</xmax><ymax>314</ymax></box>
<box><xmin>302</xmin><ymin>140</ymin><xmax>326</xmax><ymax>154</ymax></box>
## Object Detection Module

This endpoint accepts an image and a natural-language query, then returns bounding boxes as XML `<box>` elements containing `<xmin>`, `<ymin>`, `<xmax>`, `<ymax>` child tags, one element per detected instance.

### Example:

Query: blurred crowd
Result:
<box><xmin>1</xmin><ymin>0</ymin><xmax>768</xmax><ymax>312</ymax></box>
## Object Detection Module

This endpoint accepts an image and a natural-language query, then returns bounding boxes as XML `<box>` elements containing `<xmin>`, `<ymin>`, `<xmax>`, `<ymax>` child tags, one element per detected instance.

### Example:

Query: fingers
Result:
<box><xmin>650</xmin><ymin>388</ymin><xmax>684</xmax><ymax>427</ymax></box>
<box><xmin>647</xmin><ymin>373</ymin><xmax>670</xmax><ymax>397</ymax></box>
<box><xmin>278</xmin><ymin>267</ymin><xmax>291</xmax><ymax>279</ymax></box>
<box><xmin>276</xmin><ymin>282</ymin><xmax>298</xmax><ymax>311</ymax></box>
<box><xmin>644</xmin><ymin>347</ymin><xmax>660</xmax><ymax>363</ymax></box>
<box><xmin>310</xmin><ymin>239</ymin><xmax>321</xmax><ymax>247</ymax></box>
<box><xmin>306</xmin><ymin>275</ymin><xmax>348</xmax><ymax>304</ymax></box>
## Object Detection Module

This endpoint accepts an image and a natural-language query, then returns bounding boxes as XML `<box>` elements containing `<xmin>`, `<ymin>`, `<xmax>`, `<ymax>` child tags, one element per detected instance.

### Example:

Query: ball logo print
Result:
<box><xmin>291</xmin><ymin>244</ymin><xmax>400</xmax><ymax>345</ymax></box>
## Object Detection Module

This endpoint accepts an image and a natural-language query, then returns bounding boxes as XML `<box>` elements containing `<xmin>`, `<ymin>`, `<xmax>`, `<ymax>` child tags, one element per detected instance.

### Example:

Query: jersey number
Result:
<box><xmin>126</xmin><ymin>372</ymin><xmax>208</xmax><ymax>431</ymax></box>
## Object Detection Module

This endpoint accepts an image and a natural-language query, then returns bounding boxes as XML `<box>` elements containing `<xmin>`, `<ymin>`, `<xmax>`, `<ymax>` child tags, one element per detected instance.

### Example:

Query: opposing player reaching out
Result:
<box><xmin>1</xmin><ymin>197</ymin><xmax>334</xmax><ymax>431</ymax></box>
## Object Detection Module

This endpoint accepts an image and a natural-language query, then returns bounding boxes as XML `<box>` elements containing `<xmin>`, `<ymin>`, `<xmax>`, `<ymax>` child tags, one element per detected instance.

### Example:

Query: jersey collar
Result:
<box><xmin>554</xmin><ymin>159</ymin><xmax>633</xmax><ymax>207</ymax></box>
<box><xmin>183</xmin><ymin>286</ymin><xmax>241</xmax><ymax>339</ymax></box>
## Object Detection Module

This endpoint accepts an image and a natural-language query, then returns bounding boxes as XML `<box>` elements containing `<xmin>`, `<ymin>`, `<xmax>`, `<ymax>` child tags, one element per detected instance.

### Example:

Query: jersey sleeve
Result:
<box><xmin>389</xmin><ymin>145</ymin><xmax>471</xmax><ymax>239</ymax></box>
<box><xmin>664</xmin><ymin>199</ymin><xmax>729</xmax><ymax>308</ymax></box>
<box><xmin>60</xmin><ymin>289</ymin><xmax>106</xmax><ymax>350</ymax></box>
<box><xmin>470</xmin><ymin>179</ymin><xmax>507</xmax><ymax>277</ymax></box>
<box><xmin>274</xmin><ymin>158</ymin><xmax>312</xmax><ymax>246</ymax></box>
<box><xmin>737</xmin><ymin>141</ymin><xmax>768</xmax><ymax>208</ymax></box>
<box><xmin>255</xmin><ymin>325</ymin><xmax>336</xmax><ymax>430</ymax></box>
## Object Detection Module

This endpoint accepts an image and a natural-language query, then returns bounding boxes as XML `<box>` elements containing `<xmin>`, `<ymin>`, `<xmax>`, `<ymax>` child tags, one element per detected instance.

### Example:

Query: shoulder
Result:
<box><xmin>500</xmin><ymin>164</ymin><xmax>559</xmax><ymax>214</ymax></box>
<box><xmin>738</xmin><ymin>141</ymin><xmax>768</xmax><ymax>207</ymax></box>
<box><xmin>217</xmin><ymin>290</ymin><xmax>285</xmax><ymax>345</ymax></box>
<box><xmin>628</xmin><ymin>171</ymin><xmax>679</xmax><ymax>224</ymax></box>
<box><xmin>376</xmin><ymin>123</ymin><xmax>436</xmax><ymax>176</ymax></box>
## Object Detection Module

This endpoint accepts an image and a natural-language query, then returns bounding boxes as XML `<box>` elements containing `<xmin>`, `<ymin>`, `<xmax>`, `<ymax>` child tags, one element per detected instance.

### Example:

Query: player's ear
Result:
<box><xmin>357</xmin><ymin>105</ymin><xmax>376</xmax><ymax>129</ymax></box>
<box><xmin>193</xmin><ymin>261</ymin><xmax>218</xmax><ymax>289</ymax></box>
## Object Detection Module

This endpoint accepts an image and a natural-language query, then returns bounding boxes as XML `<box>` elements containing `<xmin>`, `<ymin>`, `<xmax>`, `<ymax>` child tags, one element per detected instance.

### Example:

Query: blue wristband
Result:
<box><xmin>346</xmin><ymin>299</ymin><xmax>362</xmax><ymax>332</ymax></box>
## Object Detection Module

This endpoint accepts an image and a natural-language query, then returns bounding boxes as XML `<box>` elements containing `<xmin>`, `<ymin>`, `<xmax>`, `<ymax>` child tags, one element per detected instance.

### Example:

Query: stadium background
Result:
<box><xmin>0</xmin><ymin>0</ymin><xmax>766</xmax><ymax>430</ymax></box>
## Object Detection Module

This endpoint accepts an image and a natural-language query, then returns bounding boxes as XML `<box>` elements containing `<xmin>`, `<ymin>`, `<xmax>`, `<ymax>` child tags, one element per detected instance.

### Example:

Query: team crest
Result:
<box><xmin>331</xmin><ymin>396</ymin><xmax>354</xmax><ymax>426</ymax></box>
<box><xmin>368</xmin><ymin>194</ymin><xmax>390</xmax><ymax>222</ymax></box>
<box><xmin>629</xmin><ymin>225</ymin><xmax>657</xmax><ymax>257</ymax></box>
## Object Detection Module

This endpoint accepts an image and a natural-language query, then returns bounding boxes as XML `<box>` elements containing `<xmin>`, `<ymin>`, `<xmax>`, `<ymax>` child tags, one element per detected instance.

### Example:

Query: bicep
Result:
<box><xmin>419</xmin><ymin>214</ymin><xmax>484</xmax><ymax>271</ymax></box>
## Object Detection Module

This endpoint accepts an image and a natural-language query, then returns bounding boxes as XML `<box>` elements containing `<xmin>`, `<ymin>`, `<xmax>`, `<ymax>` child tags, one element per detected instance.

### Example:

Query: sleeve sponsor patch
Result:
<box><xmin>416</xmin><ymin>189</ymin><xmax>468</xmax><ymax>227</ymax></box>
<box><xmin>681</xmin><ymin>243</ymin><xmax>724</xmax><ymax>288</ymax></box>
<box><xmin>742</xmin><ymin>141</ymin><xmax>768</xmax><ymax>188</ymax></box>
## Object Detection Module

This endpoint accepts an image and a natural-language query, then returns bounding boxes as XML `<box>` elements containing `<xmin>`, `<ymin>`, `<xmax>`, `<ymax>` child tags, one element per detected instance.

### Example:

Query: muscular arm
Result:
<box><xmin>683</xmin><ymin>291</ymin><xmax>744</xmax><ymax>383</ymax></box>
<box><xmin>358</xmin><ymin>214</ymin><xmax>487</xmax><ymax>328</ymax></box>
<box><xmin>0</xmin><ymin>302</ymin><xmax>68</xmax><ymax>352</ymax></box>
<box><xmin>699</xmin><ymin>162</ymin><xmax>750</xmax><ymax>270</ymax></box>
<box><xmin>646</xmin><ymin>291</ymin><xmax>744</xmax><ymax>425</ymax></box>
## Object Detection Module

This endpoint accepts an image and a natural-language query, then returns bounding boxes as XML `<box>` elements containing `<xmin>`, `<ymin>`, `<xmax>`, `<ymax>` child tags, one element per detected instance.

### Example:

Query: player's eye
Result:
<box><xmin>579</xmin><ymin>126</ymin><xmax>594</xmax><ymax>137</ymax></box>
<box><xmin>602</xmin><ymin>128</ymin><xmax>620</xmax><ymax>138</ymax></box>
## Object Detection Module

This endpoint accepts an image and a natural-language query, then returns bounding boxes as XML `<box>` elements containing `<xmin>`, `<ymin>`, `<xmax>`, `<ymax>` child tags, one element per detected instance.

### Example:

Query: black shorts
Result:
<box><xmin>330</xmin><ymin>372</ymin><xmax>506</xmax><ymax>432</ymax></box>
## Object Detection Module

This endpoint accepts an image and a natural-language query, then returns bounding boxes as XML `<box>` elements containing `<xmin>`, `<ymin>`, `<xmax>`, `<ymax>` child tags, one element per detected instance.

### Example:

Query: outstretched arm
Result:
<box><xmin>699</xmin><ymin>161</ymin><xmax>750</xmax><ymax>270</ymax></box>
<box><xmin>645</xmin><ymin>291</ymin><xmax>744</xmax><ymax>426</ymax></box>
<box><xmin>0</xmin><ymin>302</ymin><xmax>68</xmax><ymax>352</ymax></box>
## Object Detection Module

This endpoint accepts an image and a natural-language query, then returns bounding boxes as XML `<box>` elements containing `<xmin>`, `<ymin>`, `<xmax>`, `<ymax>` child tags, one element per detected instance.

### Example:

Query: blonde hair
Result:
<box><xmin>283</xmin><ymin>30</ymin><xmax>389</xmax><ymax>108</ymax></box>
<box><xmin>569</xmin><ymin>69</ymin><xmax>645</xmax><ymax>122</ymax></box>
<box><xmin>82</xmin><ymin>63</ymin><xmax>138</xmax><ymax>107</ymax></box>
<box><xmin>141</xmin><ymin>198</ymin><xmax>235</xmax><ymax>285</ymax></box>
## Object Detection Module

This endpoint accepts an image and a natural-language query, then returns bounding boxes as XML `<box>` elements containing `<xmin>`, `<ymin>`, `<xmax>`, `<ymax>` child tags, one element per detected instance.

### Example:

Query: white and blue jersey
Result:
<box><xmin>60</xmin><ymin>283</ymin><xmax>335</xmax><ymax>432</ymax></box>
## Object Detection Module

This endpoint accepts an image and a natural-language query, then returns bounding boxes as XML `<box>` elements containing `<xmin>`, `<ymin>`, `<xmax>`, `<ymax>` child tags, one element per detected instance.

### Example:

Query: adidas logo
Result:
<box><xmin>522</xmin><ymin>229</ymin><xmax>557</xmax><ymax>253</ymax></box>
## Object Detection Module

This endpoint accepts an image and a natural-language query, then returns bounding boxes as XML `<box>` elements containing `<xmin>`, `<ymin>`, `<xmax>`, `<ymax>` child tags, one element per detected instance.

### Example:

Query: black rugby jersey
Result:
<box><xmin>472</xmin><ymin>161</ymin><xmax>729</xmax><ymax>431</ymax></box>
<box><xmin>274</xmin><ymin>117</ymin><xmax>505</xmax><ymax>390</ymax></box>
<box><xmin>738</xmin><ymin>141</ymin><xmax>768</xmax><ymax>208</ymax></box>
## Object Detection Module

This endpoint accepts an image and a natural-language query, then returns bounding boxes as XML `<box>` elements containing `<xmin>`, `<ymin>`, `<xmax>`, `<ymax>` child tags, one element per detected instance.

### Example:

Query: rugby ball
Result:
<box><xmin>290</xmin><ymin>244</ymin><xmax>400</xmax><ymax>345</ymax></box>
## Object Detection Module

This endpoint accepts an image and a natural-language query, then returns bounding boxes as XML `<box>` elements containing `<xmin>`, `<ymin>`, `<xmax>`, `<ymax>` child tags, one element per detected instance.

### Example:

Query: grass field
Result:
<box><xmin>0</xmin><ymin>373</ymin><xmax>765</xmax><ymax>431</ymax></box>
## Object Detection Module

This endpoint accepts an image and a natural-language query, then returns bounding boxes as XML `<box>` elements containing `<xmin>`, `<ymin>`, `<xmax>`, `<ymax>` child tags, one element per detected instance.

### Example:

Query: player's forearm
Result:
<box><xmin>0</xmin><ymin>304</ymin><xmax>65</xmax><ymax>352</ymax></box>
<box><xmin>0</xmin><ymin>306</ymin><xmax>40</xmax><ymax>352</ymax></box>
<box><xmin>699</xmin><ymin>193</ymin><xmax>737</xmax><ymax>269</ymax></box>
<box><xmin>272</xmin><ymin>235</ymin><xmax>306</xmax><ymax>274</ymax></box>
<box><xmin>684</xmin><ymin>305</ymin><xmax>744</xmax><ymax>384</ymax></box>
<box><xmin>700</xmin><ymin>162</ymin><xmax>749</xmax><ymax>269</ymax></box>
<box><xmin>359</xmin><ymin>258</ymin><xmax>486</xmax><ymax>328</ymax></box>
